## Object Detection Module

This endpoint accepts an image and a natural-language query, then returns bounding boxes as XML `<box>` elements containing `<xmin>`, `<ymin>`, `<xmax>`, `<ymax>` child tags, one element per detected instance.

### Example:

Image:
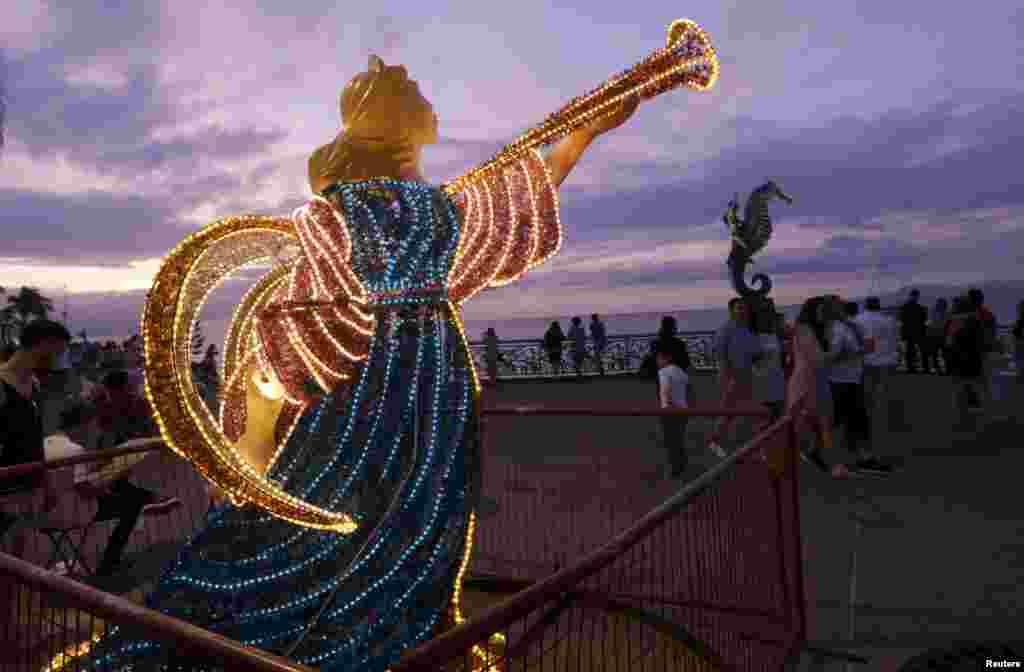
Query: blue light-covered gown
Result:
<box><xmin>78</xmin><ymin>151</ymin><xmax>563</xmax><ymax>671</ymax></box>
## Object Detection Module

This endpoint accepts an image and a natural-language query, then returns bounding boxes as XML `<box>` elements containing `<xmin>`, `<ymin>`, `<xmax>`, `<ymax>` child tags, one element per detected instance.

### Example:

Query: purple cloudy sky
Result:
<box><xmin>1</xmin><ymin>1</ymin><xmax>1023</xmax><ymax>341</ymax></box>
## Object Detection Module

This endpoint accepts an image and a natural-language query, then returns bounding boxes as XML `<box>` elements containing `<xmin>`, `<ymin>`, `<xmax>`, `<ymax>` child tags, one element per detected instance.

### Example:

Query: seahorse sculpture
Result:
<box><xmin>723</xmin><ymin>180</ymin><xmax>792</xmax><ymax>297</ymax></box>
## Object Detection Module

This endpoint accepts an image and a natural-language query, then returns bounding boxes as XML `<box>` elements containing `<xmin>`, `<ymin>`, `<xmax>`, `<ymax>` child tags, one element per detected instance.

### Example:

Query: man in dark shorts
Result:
<box><xmin>827</xmin><ymin>297</ymin><xmax>891</xmax><ymax>475</ymax></box>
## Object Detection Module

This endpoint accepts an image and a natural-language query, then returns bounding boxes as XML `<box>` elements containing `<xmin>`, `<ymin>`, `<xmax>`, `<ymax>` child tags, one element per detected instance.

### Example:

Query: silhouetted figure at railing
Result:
<box><xmin>543</xmin><ymin>321</ymin><xmax>565</xmax><ymax>376</ymax></box>
<box><xmin>589</xmin><ymin>314</ymin><xmax>608</xmax><ymax>376</ymax></box>
<box><xmin>568</xmin><ymin>317</ymin><xmax>587</xmax><ymax>377</ymax></box>
<box><xmin>899</xmin><ymin>289</ymin><xmax>928</xmax><ymax>373</ymax></box>
<box><xmin>925</xmin><ymin>298</ymin><xmax>949</xmax><ymax>375</ymax></box>
<box><xmin>483</xmin><ymin>328</ymin><xmax>502</xmax><ymax>386</ymax></box>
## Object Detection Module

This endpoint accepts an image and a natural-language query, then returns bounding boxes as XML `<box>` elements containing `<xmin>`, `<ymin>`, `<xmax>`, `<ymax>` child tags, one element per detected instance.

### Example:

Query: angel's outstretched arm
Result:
<box><xmin>544</xmin><ymin>96</ymin><xmax>639</xmax><ymax>187</ymax></box>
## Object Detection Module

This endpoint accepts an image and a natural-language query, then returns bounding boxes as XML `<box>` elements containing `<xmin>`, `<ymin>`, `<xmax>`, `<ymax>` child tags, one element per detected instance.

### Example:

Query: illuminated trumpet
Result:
<box><xmin>443</xmin><ymin>18</ymin><xmax>719</xmax><ymax>194</ymax></box>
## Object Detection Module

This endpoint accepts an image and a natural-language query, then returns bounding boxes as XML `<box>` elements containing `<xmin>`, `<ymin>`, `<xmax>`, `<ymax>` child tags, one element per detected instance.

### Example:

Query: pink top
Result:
<box><xmin>786</xmin><ymin>324</ymin><xmax>827</xmax><ymax>416</ymax></box>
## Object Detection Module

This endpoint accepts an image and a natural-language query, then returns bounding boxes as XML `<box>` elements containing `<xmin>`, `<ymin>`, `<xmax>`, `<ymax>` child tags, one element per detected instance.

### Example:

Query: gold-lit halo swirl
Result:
<box><xmin>442</xmin><ymin>18</ymin><xmax>719</xmax><ymax>195</ymax></box>
<box><xmin>140</xmin><ymin>215</ymin><xmax>358</xmax><ymax>532</ymax></box>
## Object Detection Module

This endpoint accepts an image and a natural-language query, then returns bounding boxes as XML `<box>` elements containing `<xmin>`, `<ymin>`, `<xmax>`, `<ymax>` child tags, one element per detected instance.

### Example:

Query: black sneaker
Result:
<box><xmin>853</xmin><ymin>458</ymin><xmax>893</xmax><ymax>475</ymax></box>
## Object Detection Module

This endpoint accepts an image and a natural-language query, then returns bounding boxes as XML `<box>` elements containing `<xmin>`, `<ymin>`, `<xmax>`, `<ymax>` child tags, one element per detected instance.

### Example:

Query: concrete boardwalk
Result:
<box><xmin>480</xmin><ymin>372</ymin><xmax>1024</xmax><ymax>670</ymax></box>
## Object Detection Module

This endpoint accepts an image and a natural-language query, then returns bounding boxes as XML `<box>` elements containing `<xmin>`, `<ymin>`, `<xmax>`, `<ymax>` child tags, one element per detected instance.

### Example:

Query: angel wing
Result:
<box><xmin>141</xmin><ymin>210</ymin><xmax>371</xmax><ymax>531</ymax></box>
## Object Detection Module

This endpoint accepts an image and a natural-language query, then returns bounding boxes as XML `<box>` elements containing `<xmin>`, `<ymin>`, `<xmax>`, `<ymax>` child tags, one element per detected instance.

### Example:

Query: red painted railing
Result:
<box><xmin>393</xmin><ymin>407</ymin><xmax>806</xmax><ymax>671</ymax></box>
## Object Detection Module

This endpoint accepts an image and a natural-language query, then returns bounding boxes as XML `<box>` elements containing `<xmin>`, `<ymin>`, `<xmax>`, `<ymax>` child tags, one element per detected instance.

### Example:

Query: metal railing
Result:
<box><xmin>0</xmin><ymin>552</ymin><xmax>314</xmax><ymax>672</ymax></box>
<box><xmin>467</xmin><ymin>326</ymin><xmax>1015</xmax><ymax>380</ymax></box>
<box><xmin>0</xmin><ymin>440</ymin><xmax>209</xmax><ymax>581</ymax></box>
<box><xmin>394</xmin><ymin>407</ymin><xmax>805</xmax><ymax>671</ymax></box>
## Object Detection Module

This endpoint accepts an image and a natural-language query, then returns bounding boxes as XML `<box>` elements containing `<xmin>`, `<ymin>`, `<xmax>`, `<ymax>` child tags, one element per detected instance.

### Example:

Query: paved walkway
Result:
<box><xmin>479</xmin><ymin>372</ymin><xmax>1024</xmax><ymax>670</ymax></box>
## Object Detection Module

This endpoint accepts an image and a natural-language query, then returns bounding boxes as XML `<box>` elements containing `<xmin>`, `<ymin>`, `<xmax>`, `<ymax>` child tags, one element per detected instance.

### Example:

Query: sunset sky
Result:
<box><xmin>2</xmin><ymin>1</ymin><xmax>1023</xmax><ymax>341</ymax></box>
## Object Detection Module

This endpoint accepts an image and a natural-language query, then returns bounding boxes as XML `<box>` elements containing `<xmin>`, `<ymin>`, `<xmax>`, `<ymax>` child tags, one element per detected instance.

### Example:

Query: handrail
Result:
<box><xmin>466</xmin><ymin>324</ymin><xmax>1014</xmax><ymax>347</ymax></box>
<box><xmin>470</xmin><ymin>330</ymin><xmax>717</xmax><ymax>345</ymax></box>
<box><xmin>392</xmin><ymin>415</ymin><xmax>794</xmax><ymax>670</ymax></box>
<box><xmin>482</xmin><ymin>404</ymin><xmax>771</xmax><ymax>418</ymax></box>
<box><xmin>0</xmin><ymin>552</ymin><xmax>315</xmax><ymax>672</ymax></box>
<box><xmin>0</xmin><ymin>437</ymin><xmax>165</xmax><ymax>481</ymax></box>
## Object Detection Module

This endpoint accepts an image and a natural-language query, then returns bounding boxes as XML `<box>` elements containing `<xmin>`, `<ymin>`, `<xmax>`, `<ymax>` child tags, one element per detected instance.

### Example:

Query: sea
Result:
<box><xmin>460</xmin><ymin>306</ymin><xmax>758</xmax><ymax>342</ymax></box>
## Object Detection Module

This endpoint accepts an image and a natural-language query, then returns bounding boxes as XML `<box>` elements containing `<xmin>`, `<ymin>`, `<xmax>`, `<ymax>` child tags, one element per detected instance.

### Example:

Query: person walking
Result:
<box><xmin>1012</xmin><ymin>300</ymin><xmax>1024</xmax><ymax>383</ymax></box>
<box><xmin>945</xmin><ymin>296</ymin><xmax>987</xmax><ymax>429</ymax></box>
<box><xmin>543</xmin><ymin>321</ymin><xmax>565</xmax><ymax>377</ymax></box>
<box><xmin>855</xmin><ymin>296</ymin><xmax>899</xmax><ymax>437</ymax></box>
<box><xmin>707</xmin><ymin>299</ymin><xmax>762</xmax><ymax>458</ymax></box>
<box><xmin>787</xmin><ymin>297</ymin><xmax>845</xmax><ymax>478</ymax></box>
<box><xmin>925</xmin><ymin>298</ymin><xmax>949</xmax><ymax>374</ymax></box>
<box><xmin>968</xmin><ymin>288</ymin><xmax>1001</xmax><ymax>409</ymax></box>
<box><xmin>828</xmin><ymin>298</ymin><xmax>890</xmax><ymax>475</ymax></box>
<box><xmin>899</xmin><ymin>289</ymin><xmax>928</xmax><ymax>373</ymax></box>
<box><xmin>655</xmin><ymin>341</ymin><xmax>695</xmax><ymax>478</ymax></box>
<box><xmin>568</xmin><ymin>317</ymin><xmax>587</xmax><ymax>378</ymax></box>
<box><xmin>589</xmin><ymin>314</ymin><xmax>608</xmax><ymax>376</ymax></box>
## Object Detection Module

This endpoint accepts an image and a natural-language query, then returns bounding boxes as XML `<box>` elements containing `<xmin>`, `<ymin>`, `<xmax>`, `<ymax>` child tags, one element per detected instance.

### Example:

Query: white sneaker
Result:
<box><xmin>708</xmin><ymin>441</ymin><xmax>726</xmax><ymax>458</ymax></box>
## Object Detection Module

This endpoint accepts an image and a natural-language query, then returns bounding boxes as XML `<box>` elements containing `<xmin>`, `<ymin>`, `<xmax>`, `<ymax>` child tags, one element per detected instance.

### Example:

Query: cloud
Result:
<box><xmin>2</xmin><ymin>0</ymin><xmax>1024</xmax><ymax>337</ymax></box>
<box><xmin>0</xmin><ymin>189</ymin><xmax>183</xmax><ymax>263</ymax></box>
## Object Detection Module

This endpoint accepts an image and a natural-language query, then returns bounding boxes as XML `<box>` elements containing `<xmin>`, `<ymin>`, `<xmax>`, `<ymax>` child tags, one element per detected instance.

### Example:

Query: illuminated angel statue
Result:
<box><xmin>76</xmin><ymin>20</ymin><xmax>717</xmax><ymax>672</ymax></box>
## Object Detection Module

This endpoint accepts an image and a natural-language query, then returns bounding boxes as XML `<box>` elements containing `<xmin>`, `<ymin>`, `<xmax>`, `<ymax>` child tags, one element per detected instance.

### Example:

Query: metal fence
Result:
<box><xmin>394</xmin><ymin>408</ymin><xmax>805</xmax><ymax>671</ymax></box>
<box><xmin>0</xmin><ymin>442</ymin><xmax>314</xmax><ymax>672</ymax></box>
<box><xmin>467</xmin><ymin>326</ymin><xmax>1015</xmax><ymax>380</ymax></box>
<box><xmin>0</xmin><ymin>442</ymin><xmax>209</xmax><ymax>584</ymax></box>
<box><xmin>0</xmin><ymin>552</ymin><xmax>314</xmax><ymax>672</ymax></box>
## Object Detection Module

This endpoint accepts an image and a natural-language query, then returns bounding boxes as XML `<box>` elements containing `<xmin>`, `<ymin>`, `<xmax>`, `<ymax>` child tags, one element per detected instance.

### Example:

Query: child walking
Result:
<box><xmin>656</xmin><ymin>341</ymin><xmax>696</xmax><ymax>478</ymax></box>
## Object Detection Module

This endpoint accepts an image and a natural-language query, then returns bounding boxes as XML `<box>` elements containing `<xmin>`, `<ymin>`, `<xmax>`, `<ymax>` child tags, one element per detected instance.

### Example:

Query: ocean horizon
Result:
<box><xmin>461</xmin><ymin>307</ymin><xmax>742</xmax><ymax>342</ymax></box>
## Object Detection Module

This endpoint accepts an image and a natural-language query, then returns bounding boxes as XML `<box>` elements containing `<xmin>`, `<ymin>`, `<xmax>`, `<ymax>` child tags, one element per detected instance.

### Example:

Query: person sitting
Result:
<box><xmin>45</xmin><ymin>402</ymin><xmax>181</xmax><ymax>576</ymax></box>
<box><xmin>90</xmin><ymin>370</ymin><xmax>156</xmax><ymax>448</ymax></box>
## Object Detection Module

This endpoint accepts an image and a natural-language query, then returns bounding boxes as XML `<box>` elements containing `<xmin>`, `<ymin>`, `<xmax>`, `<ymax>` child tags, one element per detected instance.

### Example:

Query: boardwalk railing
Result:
<box><xmin>468</xmin><ymin>326</ymin><xmax>1015</xmax><ymax>379</ymax></box>
<box><xmin>394</xmin><ymin>407</ymin><xmax>806</xmax><ymax>671</ymax></box>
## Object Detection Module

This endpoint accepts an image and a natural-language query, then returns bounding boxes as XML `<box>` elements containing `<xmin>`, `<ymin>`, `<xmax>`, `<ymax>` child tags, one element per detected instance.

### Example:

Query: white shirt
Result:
<box><xmin>854</xmin><ymin>311</ymin><xmax>899</xmax><ymax>367</ymax></box>
<box><xmin>44</xmin><ymin>434</ymin><xmax>89</xmax><ymax>484</ymax></box>
<box><xmin>658</xmin><ymin>364</ymin><xmax>690</xmax><ymax>408</ymax></box>
<box><xmin>828</xmin><ymin>321</ymin><xmax>864</xmax><ymax>384</ymax></box>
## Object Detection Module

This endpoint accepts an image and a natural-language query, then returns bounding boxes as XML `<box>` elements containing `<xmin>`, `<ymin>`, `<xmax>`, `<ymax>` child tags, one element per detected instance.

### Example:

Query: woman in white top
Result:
<box><xmin>656</xmin><ymin>343</ymin><xmax>695</xmax><ymax>478</ymax></box>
